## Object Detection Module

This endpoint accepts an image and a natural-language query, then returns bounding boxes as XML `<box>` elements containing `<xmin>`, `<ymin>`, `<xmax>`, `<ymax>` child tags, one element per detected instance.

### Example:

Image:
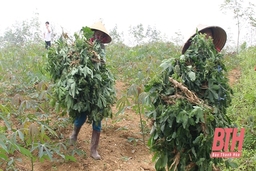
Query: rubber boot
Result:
<box><xmin>90</xmin><ymin>130</ymin><xmax>101</xmax><ymax>160</ymax></box>
<box><xmin>70</xmin><ymin>126</ymin><xmax>81</xmax><ymax>145</ymax></box>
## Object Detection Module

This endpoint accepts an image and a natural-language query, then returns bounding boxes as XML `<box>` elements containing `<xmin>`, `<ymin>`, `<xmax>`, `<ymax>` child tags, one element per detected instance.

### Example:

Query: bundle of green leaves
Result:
<box><xmin>46</xmin><ymin>27</ymin><xmax>116</xmax><ymax>123</ymax></box>
<box><xmin>145</xmin><ymin>32</ymin><xmax>233</xmax><ymax>171</ymax></box>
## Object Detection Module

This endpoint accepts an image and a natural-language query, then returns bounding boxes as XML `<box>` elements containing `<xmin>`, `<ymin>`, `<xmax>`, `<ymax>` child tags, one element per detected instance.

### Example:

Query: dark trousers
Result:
<box><xmin>45</xmin><ymin>41</ymin><xmax>51</xmax><ymax>49</ymax></box>
<box><xmin>74</xmin><ymin>112</ymin><xmax>102</xmax><ymax>132</ymax></box>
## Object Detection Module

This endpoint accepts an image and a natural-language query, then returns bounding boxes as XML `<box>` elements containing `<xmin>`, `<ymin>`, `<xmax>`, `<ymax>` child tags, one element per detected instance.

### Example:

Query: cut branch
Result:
<box><xmin>168</xmin><ymin>77</ymin><xmax>212</xmax><ymax>110</ymax></box>
<box><xmin>169</xmin><ymin>151</ymin><xmax>180</xmax><ymax>171</ymax></box>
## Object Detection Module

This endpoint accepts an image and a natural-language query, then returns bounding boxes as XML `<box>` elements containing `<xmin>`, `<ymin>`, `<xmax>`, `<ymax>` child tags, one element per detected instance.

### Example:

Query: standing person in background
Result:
<box><xmin>69</xmin><ymin>21</ymin><xmax>112</xmax><ymax>160</ymax></box>
<box><xmin>44</xmin><ymin>21</ymin><xmax>52</xmax><ymax>49</ymax></box>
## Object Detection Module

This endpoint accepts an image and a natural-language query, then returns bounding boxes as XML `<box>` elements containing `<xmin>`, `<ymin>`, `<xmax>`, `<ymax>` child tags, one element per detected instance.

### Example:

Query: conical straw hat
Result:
<box><xmin>90</xmin><ymin>22</ymin><xmax>112</xmax><ymax>43</ymax></box>
<box><xmin>182</xmin><ymin>24</ymin><xmax>227</xmax><ymax>54</ymax></box>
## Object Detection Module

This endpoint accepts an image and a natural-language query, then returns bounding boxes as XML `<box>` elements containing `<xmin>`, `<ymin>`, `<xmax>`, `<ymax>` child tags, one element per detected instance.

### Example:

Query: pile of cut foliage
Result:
<box><xmin>145</xmin><ymin>32</ymin><xmax>234</xmax><ymax>170</ymax></box>
<box><xmin>46</xmin><ymin>27</ymin><xmax>116</xmax><ymax>123</ymax></box>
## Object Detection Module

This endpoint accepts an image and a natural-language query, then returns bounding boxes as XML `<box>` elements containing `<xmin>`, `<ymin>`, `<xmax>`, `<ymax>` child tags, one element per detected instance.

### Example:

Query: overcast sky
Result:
<box><xmin>1</xmin><ymin>0</ymin><xmax>255</xmax><ymax>47</ymax></box>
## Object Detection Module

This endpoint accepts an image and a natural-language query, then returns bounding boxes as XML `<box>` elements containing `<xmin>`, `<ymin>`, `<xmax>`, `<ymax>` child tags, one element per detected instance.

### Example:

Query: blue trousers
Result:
<box><xmin>74</xmin><ymin>112</ymin><xmax>101</xmax><ymax>132</ymax></box>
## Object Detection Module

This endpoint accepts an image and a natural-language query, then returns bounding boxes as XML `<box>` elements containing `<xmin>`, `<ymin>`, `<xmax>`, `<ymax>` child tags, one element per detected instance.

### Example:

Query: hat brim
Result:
<box><xmin>182</xmin><ymin>25</ymin><xmax>227</xmax><ymax>54</ymax></box>
<box><xmin>91</xmin><ymin>29</ymin><xmax>112</xmax><ymax>43</ymax></box>
<box><xmin>90</xmin><ymin>22</ymin><xmax>112</xmax><ymax>43</ymax></box>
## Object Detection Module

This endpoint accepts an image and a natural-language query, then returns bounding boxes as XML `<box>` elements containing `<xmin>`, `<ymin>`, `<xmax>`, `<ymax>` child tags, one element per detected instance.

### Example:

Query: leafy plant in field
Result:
<box><xmin>0</xmin><ymin>104</ymin><xmax>32</xmax><ymax>170</ymax></box>
<box><xmin>227</xmin><ymin>48</ymin><xmax>256</xmax><ymax>149</ymax></box>
<box><xmin>0</xmin><ymin>100</ymin><xmax>77</xmax><ymax>170</ymax></box>
<box><xmin>219</xmin><ymin>47</ymin><xmax>256</xmax><ymax>171</ymax></box>
<box><xmin>107</xmin><ymin>41</ymin><xmax>178</xmax><ymax>83</ymax></box>
<box><xmin>127</xmin><ymin>84</ymin><xmax>149</xmax><ymax>145</ymax></box>
<box><xmin>0</xmin><ymin>43</ymin><xmax>79</xmax><ymax>170</ymax></box>
<box><xmin>145</xmin><ymin>33</ymin><xmax>234</xmax><ymax>170</ymax></box>
<box><xmin>112</xmin><ymin>39</ymin><xmax>188</xmax><ymax>147</ymax></box>
<box><xmin>115</xmin><ymin>69</ymin><xmax>153</xmax><ymax>145</ymax></box>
